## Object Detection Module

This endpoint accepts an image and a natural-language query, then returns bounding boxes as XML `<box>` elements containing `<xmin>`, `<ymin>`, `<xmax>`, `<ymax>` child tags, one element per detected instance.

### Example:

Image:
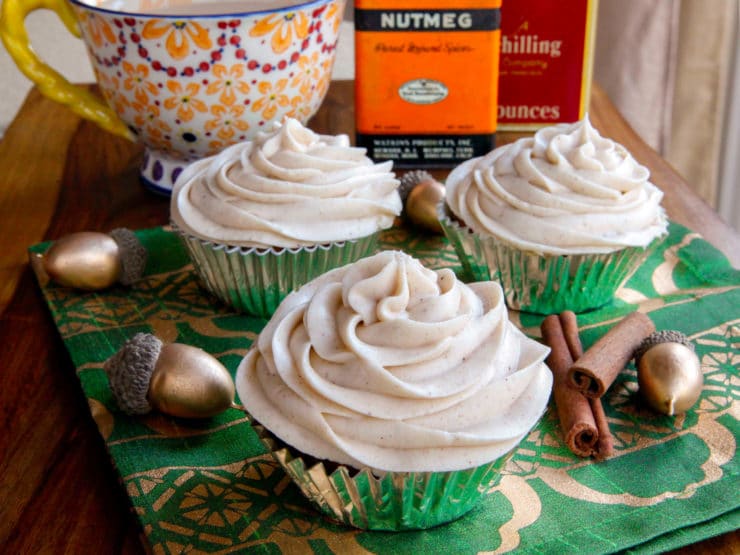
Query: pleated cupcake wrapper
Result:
<box><xmin>172</xmin><ymin>225</ymin><xmax>379</xmax><ymax>318</ymax></box>
<box><xmin>251</xmin><ymin>422</ymin><xmax>511</xmax><ymax>531</ymax></box>
<box><xmin>438</xmin><ymin>204</ymin><xmax>664</xmax><ymax>314</ymax></box>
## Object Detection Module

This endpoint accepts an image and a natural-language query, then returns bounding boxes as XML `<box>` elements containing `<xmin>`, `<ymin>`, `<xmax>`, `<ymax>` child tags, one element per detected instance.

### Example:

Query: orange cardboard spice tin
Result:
<box><xmin>355</xmin><ymin>0</ymin><xmax>502</xmax><ymax>167</ymax></box>
<box><xmin>498</xmin><ymin>0</ymin><xmax>598</xmax><ymax>130</ymax></box>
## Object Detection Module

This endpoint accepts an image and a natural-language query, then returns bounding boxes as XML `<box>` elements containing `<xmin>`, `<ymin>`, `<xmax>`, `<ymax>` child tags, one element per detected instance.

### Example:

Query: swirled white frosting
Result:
<box><xmin>236</xmin><ymin>251</ymin><xmax>552</xmax><ymax>473</ymax></box>
<box><xmin>170</xmin><ymin>118</ymin><xmax>401</xmax><ymax>248</ymax></box>
<box><xmin>445</xmin><ymin>117</ymin><xmax>668</xmax><ymax>255</ymax></box>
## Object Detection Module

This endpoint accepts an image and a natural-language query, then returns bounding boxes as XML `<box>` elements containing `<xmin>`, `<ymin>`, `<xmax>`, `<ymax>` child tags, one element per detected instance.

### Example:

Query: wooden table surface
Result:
<box><xmin>0</xmin><ymin>81</ymin><xmax>737</xmax><ymax>554</ymax></box>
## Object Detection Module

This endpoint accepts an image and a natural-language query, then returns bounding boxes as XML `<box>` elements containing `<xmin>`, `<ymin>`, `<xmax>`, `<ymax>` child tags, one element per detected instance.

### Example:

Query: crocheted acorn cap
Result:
<box><xmin>104</xmin><ymin>333</ymin><xmax>162</xmax><ymax>414</ymax></box>
<box><xmin>109</xmin><ymin>228</ymin><xmax>147</xmax><ymax>286</ymax></box>
<box><xmin>398</xmin><ymin>170</ymin><xmax>435</xmax><ymax>204</ymax></box>
<box><xmin>633</xmin><ymin>330</ymin><xmax>694</xmax><ymax>367</ymax></box>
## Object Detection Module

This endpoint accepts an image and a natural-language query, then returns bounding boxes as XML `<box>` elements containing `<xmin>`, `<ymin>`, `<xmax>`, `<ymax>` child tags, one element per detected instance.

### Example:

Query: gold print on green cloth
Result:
<box><xmin>126</xmin><ymin>457</ymin><xmax>365</xmax><ymax>554</ymax></box>
<box><xmin>89</xmin><ymin>398</ymin><xmax>115</xmax><ymax>440</ymax></box>
<box><xmin>648</xmin><ymin>230</ymin><xmax>703</xmax><ymax>296</ymax></box>
<box><xmin>28</xmin><ymin>222</ymin><xmax>740</xmax><ymax>555</ymax></box>
<box><xmin>117</xmin><ymin>412</ymin><xmax>252</xmax><ymax>444</ymax></box>
<box><xmin>47</xmin><ymin>268</ymin><xmax>242</xmax><ymax>342</ymax></box>
<box><xmin>522</xmin><ymin>319</ymin><xmax>737</xmax><ymax>504</ymax></box>
<box><xmin>490</xmin><ymin>475</ymin><xmax>543</xmax><ymax>553</ymax></box>
<box><xmin>378</xmin><ymin>227</ymin><xmax>461</xmax><ymax>270</ymax></box>
<box><xmin>695</xmin><ymin>320</ymin><xmax>739</xmax><ymax>414</ymax></box>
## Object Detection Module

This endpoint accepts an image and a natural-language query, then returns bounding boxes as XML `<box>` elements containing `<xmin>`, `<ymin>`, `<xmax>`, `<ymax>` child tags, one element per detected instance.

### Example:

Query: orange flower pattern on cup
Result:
<box><xmin>249</xmin><ymin>10</ymin><xmax>310</xmax><ymax>54</ymax></box>
<box><xmin>252</xmin><ymin>79</ymin><xmax>291</xmax><ymax>121</ymax></box>
<box><xmin>70</xmin><ymin>0</ymin><xmax>345</xmax><ymax>193</ymax></box>
<box><xmin>141</xmin><ymin>19</ymin><xmax>213</xmax><ymax>60</ymax></box>
<box><xmin>206</xmin><ymin>64</ymin><xmax>251</xmax><ymax>105</ymax></box>
<box><xmin>78</xmin><ymin>10</ymin><xmax>116</xmax><ymax>48</ymax></box>
<box><xmin>163</xmin><ymin>81</ymin><xmax>208</xmax><ymax>122</ymax></box>
<box><xmin>206</xmin><ymin>104</ymin><xmax>250</xmax><ymax>142</ymax></box>
<box><xmin>122</xmin><ymin>61</ymin><xmax>159</xmax><ymax>104</ymax></box>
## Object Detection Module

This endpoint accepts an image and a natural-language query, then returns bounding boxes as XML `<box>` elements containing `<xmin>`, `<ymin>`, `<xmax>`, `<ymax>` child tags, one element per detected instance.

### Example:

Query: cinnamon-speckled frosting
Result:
<box><xmin>445</xmin><ymin>117</ymin><xmax>668</xmax><ymax>255</ymax></box>
<box><xmin>236</xmin><ymin>251</ymin><xmax>552</xmax><ymax>473</ymax></box>
<box><xmin>171</xmin><ymin>118</ymin><xmax>401</xmax><ymax>248</ymax></box>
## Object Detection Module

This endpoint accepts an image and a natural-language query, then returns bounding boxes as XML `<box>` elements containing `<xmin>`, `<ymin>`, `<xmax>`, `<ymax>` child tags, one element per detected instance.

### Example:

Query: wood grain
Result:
<box><xmin>0</xmin><ymin>80</ymin><xmax>737</xmax><ymax>554</ymax></box>
<box><xmin>0</xmin><ymin>88</ymin><xmax>78</xmax><ymax>313</ymax></box>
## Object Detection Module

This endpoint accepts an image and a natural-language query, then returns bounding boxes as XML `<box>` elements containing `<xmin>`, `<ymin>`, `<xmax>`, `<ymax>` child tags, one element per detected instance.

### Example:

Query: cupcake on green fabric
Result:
<box><xmin>440</xmin><ymin>116</ymin><xmax>668</xmax><ymax>314</ymax></box>
<box><xmin>235</xmin><ymin>251</ymin><xmax>552</xmax><ymax>530</ymax></box>
<box><xmin>170</xmin><ymin>118</ymin><xmax>401</xmax><ymax>317</ymax></box>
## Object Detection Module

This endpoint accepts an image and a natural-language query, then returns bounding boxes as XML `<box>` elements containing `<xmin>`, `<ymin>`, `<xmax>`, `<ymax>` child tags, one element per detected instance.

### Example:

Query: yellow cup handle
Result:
<box><xmin>0</xmin><ymin>0</ymin><xmax>135</xmax><ymax>141</ymax></box>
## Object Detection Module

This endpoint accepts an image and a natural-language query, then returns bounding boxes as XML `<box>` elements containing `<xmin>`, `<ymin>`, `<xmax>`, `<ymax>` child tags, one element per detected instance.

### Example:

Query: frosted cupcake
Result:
<box><xmin>235</xmin><ymin>250</ymin><xmax>552</xmax><ymax>530</ymax></box>
<box><xmin>440</xmin><ymin>116</ymin><xmax>668</xmax><ymax>313</ymax></box>
<box><xmin>170</xmin><ymin>118</ymin><xmax>401</xmax><ymax>317</ymax></box>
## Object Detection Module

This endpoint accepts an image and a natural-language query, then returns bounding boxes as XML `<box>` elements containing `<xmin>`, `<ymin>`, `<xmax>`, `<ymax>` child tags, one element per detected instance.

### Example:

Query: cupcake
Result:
<box><xmin>235</xmin><ymin>250</ymin><xmax>552</xmax><ymax>530</ymax></box>
<box><xmin>170</xmin><ymin>118</ymin><xmax>401</xmax><ymax>317</ymax></box>
<box><xmin>439</xmin><ymin>116</ymin><xmax>668</xmax><ymax>314</ymax></box>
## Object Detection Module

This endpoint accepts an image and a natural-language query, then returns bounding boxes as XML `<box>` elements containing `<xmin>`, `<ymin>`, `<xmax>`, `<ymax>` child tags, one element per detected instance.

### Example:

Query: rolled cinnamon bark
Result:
<box><xmin>541</xmin><ymin>315</ymin><xmax>598</xmax><ymax>457</ymax></box>
<box><xmin>589</xmin><ymin>397</ymin><xmax>615</xmax><ymax>460</ymax></box>
<box><xmin>568</xmin><ymin>312</ymin><xmax>655</xmax><ymax>398</ymax></box>
<box><xmin>565</xmin><ymin>309</ymin><xmax>616</xmax><ymax>459</ymax></box>
<box><xmin>559</xmin><ymin>310</ymin><xmax>583</xmax><ymax>360</ymax></box>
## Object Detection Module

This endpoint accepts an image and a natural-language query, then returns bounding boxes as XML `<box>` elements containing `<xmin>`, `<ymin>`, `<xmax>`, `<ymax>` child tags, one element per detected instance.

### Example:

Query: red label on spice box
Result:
<box><xmin>498</xmin><ymin>0</ymin><xmax>598</xmax><ymax>130</ymax></box>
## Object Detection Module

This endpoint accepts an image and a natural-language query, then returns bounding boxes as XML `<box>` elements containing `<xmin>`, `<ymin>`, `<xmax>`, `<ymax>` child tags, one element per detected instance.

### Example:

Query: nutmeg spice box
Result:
<box><xmin>354</xmin><ymin>0</ymin><xmax>502</xmax><ymax>167</ymax></box>
<box><xmin>354</xmin><ymin>0</ymin><xmax>598</xmax><ymax>167</ymax></box>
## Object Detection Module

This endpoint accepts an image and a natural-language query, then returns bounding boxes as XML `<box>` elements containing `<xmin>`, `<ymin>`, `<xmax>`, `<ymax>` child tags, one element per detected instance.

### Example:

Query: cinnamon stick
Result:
<box><xmin>589</xmin><ymin>397</ymin><xmax>615</xmax><ymax>460</ymax></box>
<box><xmin>542</xmin><ymin>311</ymin><xmax>616</xmax><ymax>459</ymax></box>
<box><xmin>562</xmin><ymin>311</ymin><xmax>616</xmax><ymax>459</ymax></box>
<box><xmin>568</xmin><ymin>312</ymin><xmax>655</xmax><ymax>398</ymax></box>
<box><xmin>559</xmin><ymin>310</ymin><xmax>583</xmax><ymax>361</ymax></box>
<box><xmin>541</xmin><ymin>314</ymin><xmax>598</xmax><ymax>457</ymax></box>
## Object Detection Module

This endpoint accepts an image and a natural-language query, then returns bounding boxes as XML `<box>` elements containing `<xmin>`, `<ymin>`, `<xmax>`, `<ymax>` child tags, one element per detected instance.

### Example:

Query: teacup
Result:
<box><xmin>0</xmin><ymin>0</ymin><xmax>346</xmax><ymax>193</ymax></box>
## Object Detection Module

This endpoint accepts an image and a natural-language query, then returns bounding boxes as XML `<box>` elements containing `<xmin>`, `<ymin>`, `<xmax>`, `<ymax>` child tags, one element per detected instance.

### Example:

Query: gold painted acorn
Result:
<box><xmin>634</xmin><ymin>330</ymin><xmax>703</xmax><ymax>416</ymax></box>
<box><xmin>399</xmin><ymin>170</ymin><xmax>446</xmax><ymax>233</ymax></box>
<box><xmin>39</xmin><ymin>228</ymin><xmax>146</xmax><ymax>290</ymax></box>
<box><xmin>104</xmin><ymin>333</ymin><xmax>235</xmax><ymax>419</ymax></box>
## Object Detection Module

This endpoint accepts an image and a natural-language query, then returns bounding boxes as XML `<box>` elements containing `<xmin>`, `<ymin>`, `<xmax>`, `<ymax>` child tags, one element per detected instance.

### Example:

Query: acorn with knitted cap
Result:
<box><xmin>105</xmin><ymin>333</ymin><xmax>236</xmax><ymax>419</ymax></box>
<box><xmin>37</xmin><ymin>228</ymin><xmax>146</xmax><ymax>290</ymax></box>
<box><xmin>634</xmin><ymin>330</ymin><xmax>703</xmax><ymax>416</ymax></box>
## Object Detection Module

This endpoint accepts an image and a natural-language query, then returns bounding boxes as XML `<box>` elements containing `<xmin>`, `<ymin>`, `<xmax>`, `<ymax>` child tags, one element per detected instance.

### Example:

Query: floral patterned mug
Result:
<box><xmin>0</xmin><ymin>0</ymin><xmax>346</xmax><ymax>193</ymax></box>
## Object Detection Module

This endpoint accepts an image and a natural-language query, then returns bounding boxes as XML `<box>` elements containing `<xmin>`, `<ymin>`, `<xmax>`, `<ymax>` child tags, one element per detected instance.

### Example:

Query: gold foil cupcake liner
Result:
<box><xmin>438</xmin><ymin>203</ymin><xmax>664</xmax><ymax>314</ymax></box>
<box><xmin>251</xmin><ymin>421</ymin><xmax>511</xmax><ymax>531</ymax></box>
<box><xmin>171</xmin><ymin>224</ymin><xmax>379</xmax><ymax>317</ymax></box>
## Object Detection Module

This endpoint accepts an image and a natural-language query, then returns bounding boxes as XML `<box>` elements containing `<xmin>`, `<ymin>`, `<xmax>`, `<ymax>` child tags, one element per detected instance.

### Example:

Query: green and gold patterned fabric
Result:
<box><xmin>30</xmin><ymin>221</ymin><xmax>739</xmax><ymax>554</ymax></box>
